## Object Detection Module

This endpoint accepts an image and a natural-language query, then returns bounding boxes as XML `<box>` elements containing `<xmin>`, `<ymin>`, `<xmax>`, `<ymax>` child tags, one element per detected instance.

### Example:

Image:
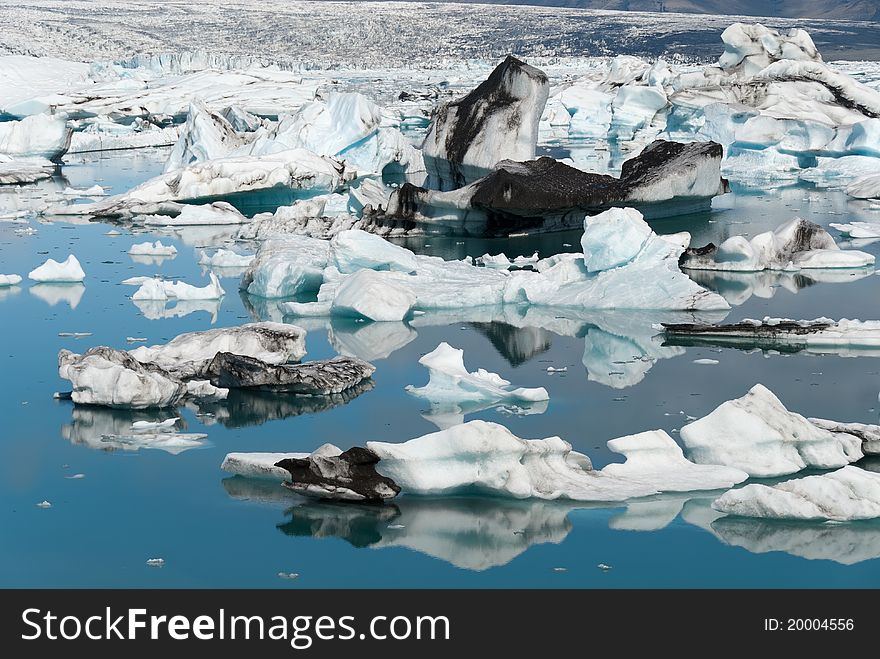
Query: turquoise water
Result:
<box><xmin>2</xmin><ymin>149</ymin><xmax>880</xmax><ymax>587</ymax></box>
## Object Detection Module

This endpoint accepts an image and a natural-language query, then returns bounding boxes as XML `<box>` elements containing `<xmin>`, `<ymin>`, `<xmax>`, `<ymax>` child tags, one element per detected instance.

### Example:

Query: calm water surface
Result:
<box><xmin>2</xmin><ymin>149</ymin><xmax>880</xmax><ymax>587</ymax></box>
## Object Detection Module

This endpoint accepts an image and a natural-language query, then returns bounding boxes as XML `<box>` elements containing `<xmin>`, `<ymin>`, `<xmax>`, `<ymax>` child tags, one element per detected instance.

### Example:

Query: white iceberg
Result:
<box><xmin>132</xmin><ymin>272</ymin><xmax>224</xmax><ymax>301</ymax></box>
<box><xmin>141</xmin><ymin>202</ymin><xmax>248</xmax><ymax>226</ymax></box>
<box><xmin>0</xmin><ymin>274</ymin><xmax>22</xmax><ymax>286</ymax></box>
<box><xmin>198</xmin><ymin>249</ymin><xmax>254</xmax><ymax>268</ymax></box>
<box><xmin>128</xmin><ymin>241</ymin><xmax>177</xmax><ymax>257</ymax></box>
<box><xmin>603</xmin><ymin>430</ymin><xmax>748</xmax><ymax>492</ymax></box>
<box><xmin>847</xmin><ymin>174</ymin><xmax>880</xmax><ymax>200</ymax></box>
<box><xmin>28</xmin><ymin>255</ymin><xmax>85</xmax><ymax>282</ymax></box>
<box><xmin>712</xmin><ymin>466</ymin><xmax>880</xmax><ymax>521</ymax></box>
<box><xmin>681</xmin><ymin>218</ymin><xmax>874</xmax><ymax>272</ymax></box>
<box><xmin>405</xmin><ymin>342</ymin><xmax>549</xmax><ymax>407</ymax></box>
<box><xmin>330</xmin><ymin>269</ymin><xmax>417</xmax><ymax>322</ymax></box>
<box><xmin>680</xmin><ymin>384</ymin><xmax>864</xmax><ymax>477</ymax></box>
<box><xmin>222</xmin><ymin>451</ymin><xmax>309</xmax><ymax>481</ymax></box>
<box><xmin>0</xmin><ymin>113</ymin><xmax>71</xmax><ymax>160</ymax></box>
<box><xmin>248</xmin><ymin>208</ymin><xmax>728</xmax><ymax>313</ymax></box>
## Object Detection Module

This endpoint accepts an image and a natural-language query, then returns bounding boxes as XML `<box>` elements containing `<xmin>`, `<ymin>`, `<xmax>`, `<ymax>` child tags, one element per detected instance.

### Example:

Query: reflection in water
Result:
<box><xmin>0</xmin><ymin>284</ymin><xmax>21</xmax><ymax>302</ymax></box>
<box><xmin>223</xmin><ymin>473</ymin><xmax>880</xmax><ymax>568</ymax></box>
<box><xmin>61</xmin><ymin>406</ymin><xmax>206</xmax><ymax>454</ymax></box>
<box><xmin>243</xmin><ymin>294</ymin><xmax>727</xmax><ymax>386</ymax></box>
<box><xmin>133</xmin><ymin>297</ymin><xmax>222</xmax><ymax>323</ymax></box>
<box><xmin>188</xmin><ymin>381</ymin><xmax>374</xmax><ymax>428</ymax></box>
<box><xmin>469</xmin><ymin>322</ymin><xmax>552</xmax><ymax>366</ymax></box>
<box><xmin>687</xmin><ymin>269</ymin><xmax>874</xmax><ymax>307</ymax></box>
<box><xmin>417</xmin><ymin>398</ymin><xmax>549</xmax><ymax>430</ymax></box>
<box><xmin>279</xmin><ymin>496</ymin><xmax>573</xmax><ymax>571</ymax></box>
<box><xmin>30</xmin><ymin>283</ymin><xmax>85</xmax><ymax>309</ymax></box>
<box><xmin>129</xmin><ymin>254</ymin><xmax>176</xmax><ymax>267</ymax></box>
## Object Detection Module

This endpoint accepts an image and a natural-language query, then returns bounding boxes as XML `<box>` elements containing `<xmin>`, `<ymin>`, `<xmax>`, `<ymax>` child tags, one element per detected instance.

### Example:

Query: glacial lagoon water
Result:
<box><xmin>3</xmin><ymin>148</ymin><xmax>880</xmax><ymax>587</ymax></box>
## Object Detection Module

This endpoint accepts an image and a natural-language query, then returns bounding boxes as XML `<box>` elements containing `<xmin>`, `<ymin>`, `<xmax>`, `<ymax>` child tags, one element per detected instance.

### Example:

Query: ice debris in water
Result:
<box><xmin>128</xmin><ymin>241</ymin><xmax>177</xmax><ymax>257</ymax></box>
<box><xmin>36</xmin><ymin>500</ymin><xmax>52</xmax><ymax>508</ymax></box>
<box><xmin>0</xmin><ymin>274</ymin><xmax>22</xmax><ymax>286</ymax></box>
<box><xmin>146</xmin><ymin>558</ymin><xmax>165</xmax><ymax>567</ymax></box>
<box><xmin>132</xmin><ymin>272</ymin><xmax>224</xmax><ymax>301</ymax></box>
<box><xmin>63</xmin><ymin>185</ymin><xmax>106</xmax><ymax>197</ymax></box>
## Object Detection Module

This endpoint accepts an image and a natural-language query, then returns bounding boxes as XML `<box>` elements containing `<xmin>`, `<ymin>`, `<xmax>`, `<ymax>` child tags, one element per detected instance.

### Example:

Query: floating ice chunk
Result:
<box><xmin>0</xmin><ymin>113</ymin><xmax>71</xmax><ymax>160</ymax></box>
<box><xmin>131</xmin><ymin>418</ymin><xmax>178</xmax><ymax>430</ymax></box>
<box><xmin>276</xmin><ymin>444</ymin><xmax>401</xmax><ymax>501</ymax></box>
<box><xmin>808</xmin><ymin>418</ymin><xmax>880</xmax><ymax>455</ymax></box>
<box><xmin>240</xmin><ymin>235</ymin><xmax>330</xmax><ymax>298</ymax></box>
<box><xmin>330</xmin><ymin>269</ymin><xmax>417</xmax><ymax>322</ymax></box>
<box><xmin>680</xmin><ymin>384</ymin><xmax>863</xmax><ymax>477</ymax></box>
<box><xmin>146</xmin><ymin>558</ymin><xmax>165</xmax><ymax>567</ymax></box>
<box><xmin>603</xmin><ymin>430</ymin><xmax>748</xmax><ymax>492</ymax></box>
<box><xmin>663</xmin><ymin>317</ymin><xmax>880</xmax><ymax>356</ymax></box>
<box><xmin>28</xmin><ymin>255</ymin><xmax>85</xmax><ymax>282</ymax></box>
<box><xmin>63</xmin><ymin>185</ymin><xmax>105</xmax><ymax>197</ymax></box>
<box><xmin>36</xmin><ymin>501</ymin><xmax>52</xmax><ymax>508</ymax></box>
<box><xmin>198</xmin><ymin>249</ymin><xmax>254</xmax><ymax>268</ymax></box>
<box><xmin>406</xmin><ymin>342</ymin><xmax>549</xmax><ymax>407</ymax></box>
<box><xmin>581</xmin><ymin>207</ymin><xmax>652</xmax><ymax>272</ymax></box>
<box><xmin>848</xmin><ymin>174</ymin><xmax>880</xmax><ymax>200</ymax></box>
<box><xmin>128</xmin><ymin>241</ymin><xmax>177</xmax><ymax>257</ymax></box>
<box><xmin>475</xmin><ymin>251</ymin><xmax>539</xmax><ymax>269</ymax></box>
<box><xmin>422</xmin><ymin>55</ymin><xmax>549</xmax><ymax>181</ymax></box>
<box><xmin>718</xmin><ymin>23</ymin><xmax>820</xmax><ymax>77</ymax></box>
<box><xmin>713</xmin><ymin>466</ymin><xmax>880</xmax><ymax>521</ymax></box>
<box><xmin>830</xmin><ymin>221</ymin><xmax>880</xmax><ymax>239</ymax></box>
<box><xmin>693</xmin><ymin>358</ymin><xmax>719</xmax><ymax>365</ymax></box>
<box><xmin>132</xmin><ymin>272</ymin><xmax>224</xmax><ymax>301</ymax></box>
<box><xmin>0</xmin><ymin>274</ymin><xmax>22</xmax><ymax>286</ymax></box>
<box><xmin>222</xmin><ymin>451</ymin><xmax>310</xmax><ymax>481</ymax></box>
<box><xmin>546</xmin><ymin>366</ymin><xmax>567</xmax><ymax>373</ymax></box>
<box><xmin>331</xmin><ymin>229</ymin><xmax>418</xmax><ymax>274</ymax></box>
<box><xmin>205</xmin><ymin>353</ymin><xmax>374</xmax><ymax>394</ymax></box>
<box><xmin>681</xmin><ymin>218</ymin><xmax>874</xmax><ymax>272</ymax></box>
<box><xmin>142</xmin><ymin>201</ymin><xmax>247</xmax><ymax>226</ymax></box>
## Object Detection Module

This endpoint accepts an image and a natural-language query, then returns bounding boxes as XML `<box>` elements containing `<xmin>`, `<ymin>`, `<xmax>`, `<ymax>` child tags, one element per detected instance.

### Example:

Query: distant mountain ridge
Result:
<box><xmin>396</xmin><ymin>1</ymin><xmax>880</xmax><ymax>20</ymax></box>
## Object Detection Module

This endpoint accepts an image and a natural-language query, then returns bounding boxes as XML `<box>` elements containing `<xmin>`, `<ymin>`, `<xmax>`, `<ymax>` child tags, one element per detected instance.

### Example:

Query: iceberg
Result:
<box><xmin>681</xmin><ymin>218</ymin><xmax>874</xmax><ymax>272</ymax></box>
<box><xmin>198</xmin><ymin>249</ymin><xmax>254</xmax><ymax>268</ymax></box>
<box><xmin>28</xmin><ymin>255</ymin><xmax>85</xmax><ymax>283</ymax></box>
<box><xmin>372</xmin><ymin>139</ymin><xmax>726</xmax><ymax>235</ymax></box>
<box><xmin>603</xmin><ymin>430</ymin><xmax>748</xmax><ymax>492</ymax></box>
<box><xmin>680</xmin><ymin>384</ymin><xmax>864</xmax><ymax>477</ymax></box>
<box><xmin>0</xmin><ymin>274</ymin><xmax>22</xmax><ymax>286</ymax></box>
<box><xmin>405</xmin><ymin>342</ymin><xmax>549</xmax><ymax>408</ymax></box>
<box><xmin>422</xmin><ymin>55</ymin><xmax>549</xmax><ymax>185</ymax></box>
<box><xmin>0</xmin><ymin>113</ymin><xmax>71</xmax><ymax>160</ymax></box>
<box><xmin>63</xmin><ymin>185</ymin><xmax>106</xmax><ymax>197</ymax></box>
<box><xmin>662</xmin><ymin>317</ymin><xmax>880</xmax><ymax>357</ymax></box>
<box><xmin>141</xmin><ymin>202</ymin><xmax>248</xmax><ymax>226</ymax></box>
<box><xmin>848</xmin><ymin>174</ymin><xmax>880</xmax><ymax>200</ymax></box>
<box><xmin>248</xmin><ymin>210</ymin><xmax>729</xmax><ymax>314</ymax></box>
<box><xmin>132</xmin><ymin>272</ymin><xmax>224</xmax><ymax>301</ymax></box>
<box><xmin>204</xmin><ymin>353</ymin><xmax>374</xmax><ymax>394</ymax></box>
<box><xmin>58</xmin><ymin>323</ymin><xmax>307</xmax><ymax>408</ymax></box>
<box><xmin>128</xmin><ymin>241</ymin><xmax>177</xmax><ymax>257</ymax></box>
<box><xmin>712</xmin><ymin>466</ymin><xmax>880</xmax><ymax>521</ymax></box>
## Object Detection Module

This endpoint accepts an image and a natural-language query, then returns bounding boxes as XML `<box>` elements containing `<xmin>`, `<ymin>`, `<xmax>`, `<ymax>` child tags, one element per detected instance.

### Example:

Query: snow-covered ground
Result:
<box><xmin>3</xmin><ymin>2</ymin><xmax>880</xmax><ymax>65</ymax></box>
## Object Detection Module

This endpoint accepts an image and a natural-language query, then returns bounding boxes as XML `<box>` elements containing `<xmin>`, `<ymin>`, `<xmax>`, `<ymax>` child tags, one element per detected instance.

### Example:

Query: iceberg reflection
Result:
<box><xmin>30</xmin><ymin>283</ymin><xmax>85</xmax><ymax>309</ymax></box>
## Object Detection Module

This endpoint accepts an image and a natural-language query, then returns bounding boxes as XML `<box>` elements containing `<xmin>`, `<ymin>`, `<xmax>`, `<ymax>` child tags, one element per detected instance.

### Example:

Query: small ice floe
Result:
<box><xmin>131</xmin><ymin>418</ymin><xmax>178</xmax><ymax>431</ymax></box>
<box><xmin>546</xmin><ymin>366</ymin><xmax>567</xmax><ymax>373</ymax></box>
<box><xmin>65</xmin><ymin>473</ymin><xmax>85</xmax><ymax>480</ymax></box>
<box><xmin>126</xmin><ymin>337</ymin><xmax>147</xmax><ymax>343</ymax></box>
<box><xmin>63</xmin><ymin>185</ymin><xmax>106</xmax><ymax>197</ymax></box>
<box><xmin>58</xmin><ymin>332</ymin><xmax>92</xmax><ymax>338</ymax></box>
<box><xmin>105</xmin><ymin>229</ymin><xmax>122</xmax><ymax>236</ymax></box>
<box><xmin>692</xmin><ymin>358</ymin><xmax>719</xmax><ymax>365</ymax></box>
<box><xmin>128</xmin><ymin>241</ymin><xmax>177</xmax><ymax>257</ymax></box>
<box><xmin>552</xmin><ymin>567</ymin><xmax>567</xmax><ymax>572</ymax></box>
<box><xmin>597</xmin><ymin>563</ymin><xmax>612</xmax><ymax>571</ymax></box>
<box><xmin>146</xmin><ymin>558</ymin><xmax>165</xmax><ymax>567</ymax></box>
<box><xmin>387</xmin><ymin>524</ymin><xmax>406</xmax><ymax>529</ymax></box>
<box><xmin>122</xmin><ymin>276</ymin><xmax>152</xmax><ymax>286</ymax></box>
<box><xmin>28</xmin><ymin>255</ymin><xmax>85</xmax><ymax>283</ymax></box>
<box><xmin>278</xmin><ymin>572</ymin><xmax>300</xmax><ymax>580</ymax></box>
<box><xmin>36</xmin><ymin>500</ymin><xmax>52</xmax><ymax>508</ymax></box>
<box><xmin>475</xmin><ymin>251</ymin><xmax>539</xmax><ymax>269</ymax></box>
<box><xmin>0</xmin><ymin>274</ymin><xmax>22</xmax><ymax>287</ymax></box>
<box><xmin>132</xmin><ymin>273</ymin><xmax>224</xmax><ymax>301</ymax></box>
<box><xmin>14</xmin><ymin>227</ymin><xmax>36</xmax><ymax>236</ymax></box>
<box><xmin>406</xmin><ymin>342</ymin><xmax>549</xmax><ymax>407</ymax></box>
